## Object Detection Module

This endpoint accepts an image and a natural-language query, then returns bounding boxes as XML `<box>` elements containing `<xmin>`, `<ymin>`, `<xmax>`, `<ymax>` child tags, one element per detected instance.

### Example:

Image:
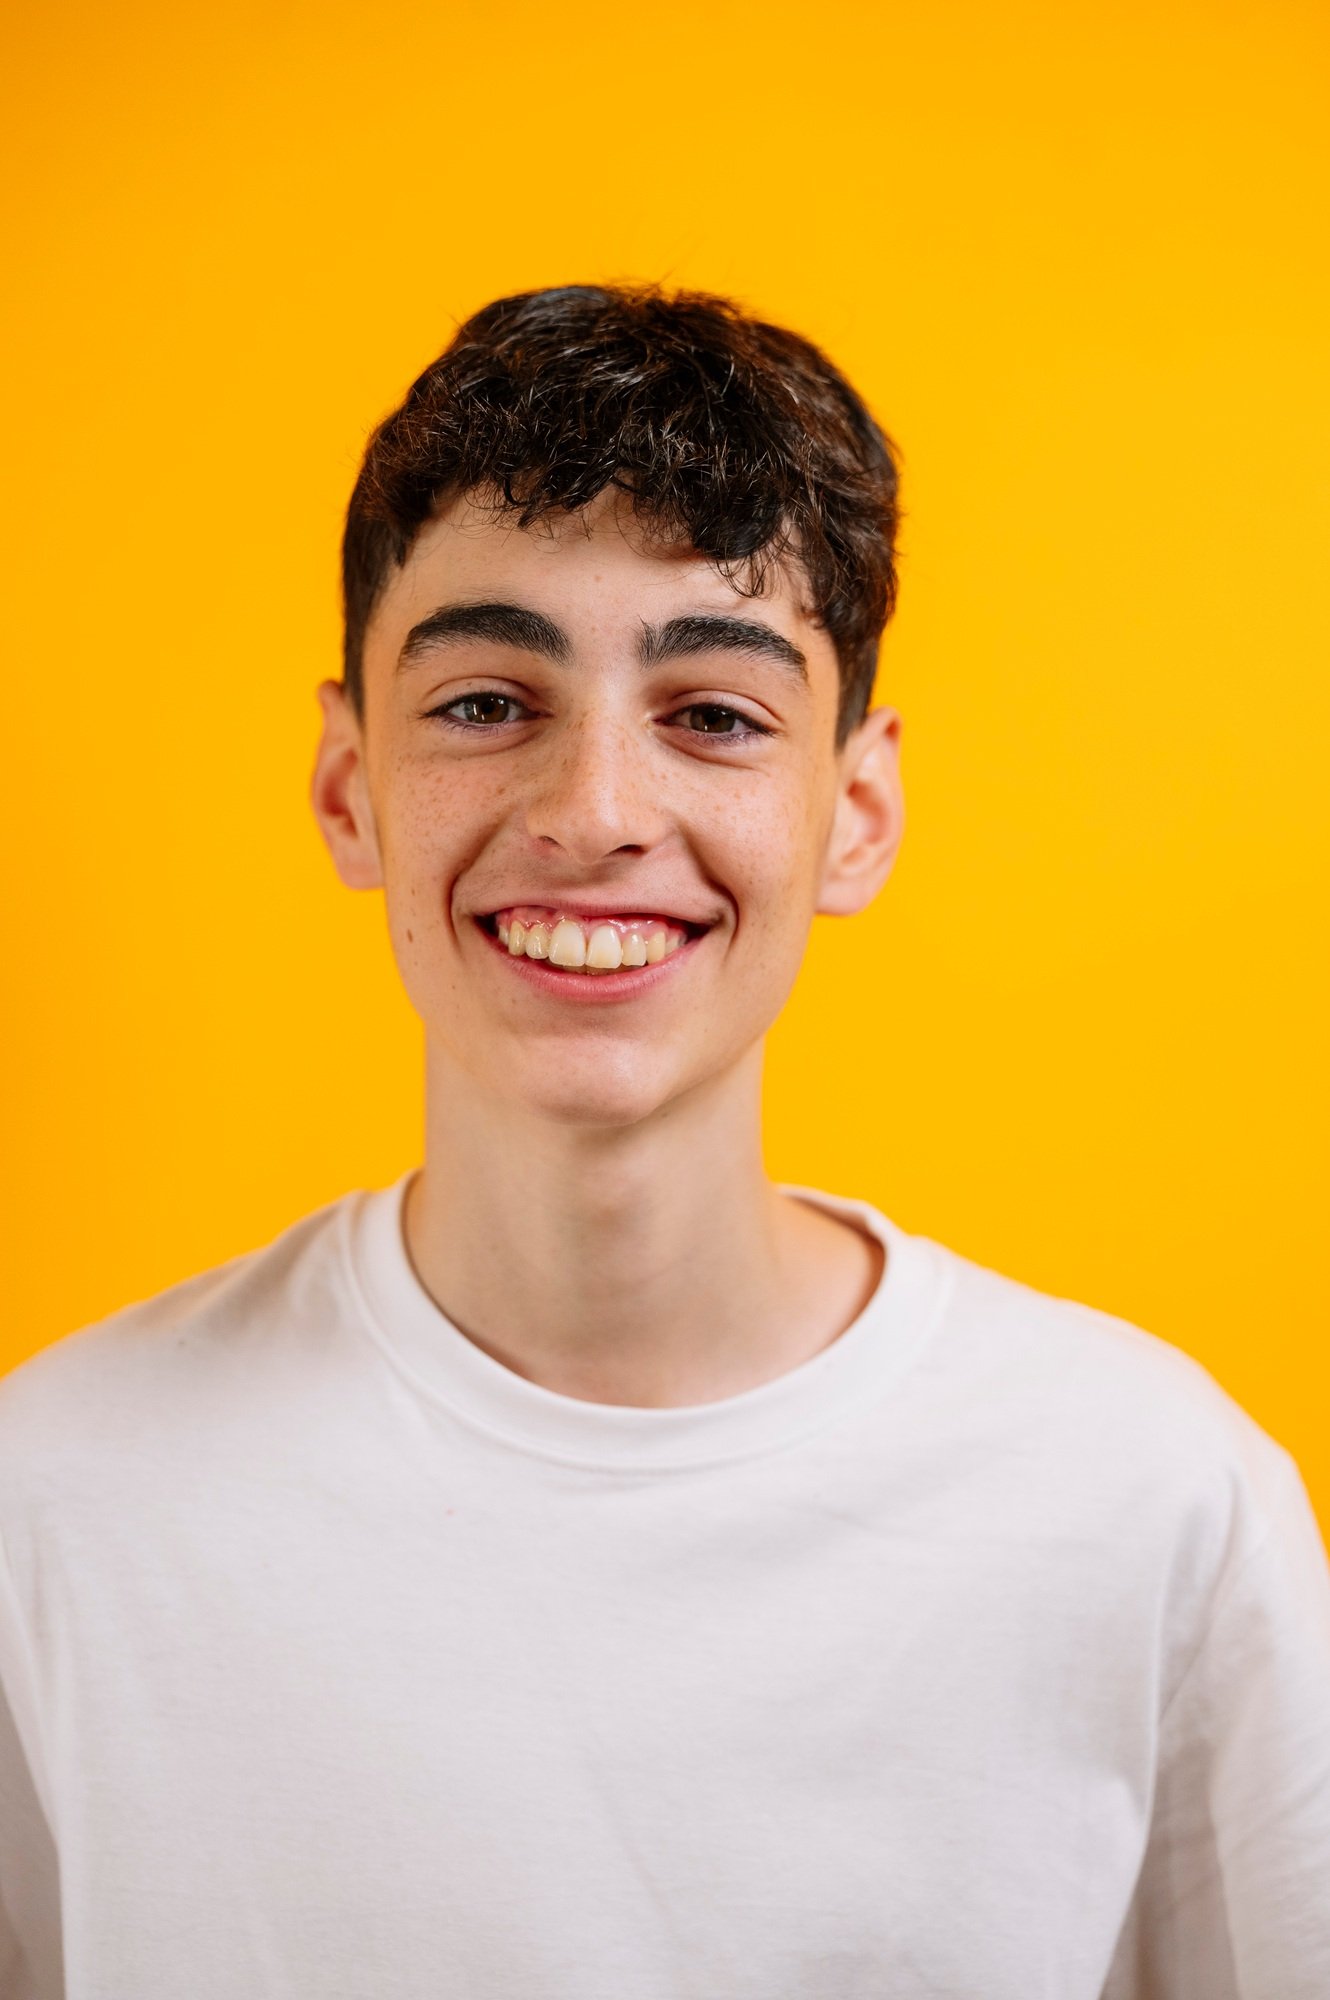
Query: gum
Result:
<box><xmin>499</xmin><ymin>905</ymin><xmax>676</xmax><ymax>940</ymax></box>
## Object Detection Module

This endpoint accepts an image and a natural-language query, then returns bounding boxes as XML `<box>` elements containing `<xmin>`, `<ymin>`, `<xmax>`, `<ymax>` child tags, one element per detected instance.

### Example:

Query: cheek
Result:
<box><xmin>369</xmin><ymin>805</ymin><xmax>465</xmax><ymax>990</ymax></box>
<box><xmin>714</xmin><ymin>819</ymin><xmax>824</xmax><ymax>1009</ymax></box>
<box><xmin>730</xmin><ymin>780</ymin><xmax>829</xmax><ymax>916</ymax></box>
<box><xmin>375</xmin><ymin>760</ymin><xmax>490</xmax><ymax>890</ymax></box>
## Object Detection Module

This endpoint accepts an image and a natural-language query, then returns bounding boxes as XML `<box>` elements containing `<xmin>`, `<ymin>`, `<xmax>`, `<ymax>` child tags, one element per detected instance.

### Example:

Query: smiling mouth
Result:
<box><xmin>475</xmin><ymin>906</ymin><xmax>711</xmax><ymax>974</ymax></box>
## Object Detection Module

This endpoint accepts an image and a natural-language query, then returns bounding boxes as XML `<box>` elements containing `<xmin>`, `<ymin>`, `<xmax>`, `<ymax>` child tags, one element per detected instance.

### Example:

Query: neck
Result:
<box><xmin>404</xmin><ymin>1039</ymin><xmax>882</xmax><ymax>1408</ymax></box>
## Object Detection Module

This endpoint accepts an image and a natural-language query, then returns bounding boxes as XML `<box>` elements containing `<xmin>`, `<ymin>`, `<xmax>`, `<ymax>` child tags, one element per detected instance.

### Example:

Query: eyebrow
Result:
<box><xmin>397</xmin><ymin>600</ymin><xmax>808</xmax><ymax>685</ymax></box>
<box><xmin>639</xmin><ymin>613</ymin><xmax>807</xmax><ymax>683</ymax></box>
<box><xmin>398</xmin><ymin>601</ymin><xmax>570</xmax><ymax>667</ymax></box>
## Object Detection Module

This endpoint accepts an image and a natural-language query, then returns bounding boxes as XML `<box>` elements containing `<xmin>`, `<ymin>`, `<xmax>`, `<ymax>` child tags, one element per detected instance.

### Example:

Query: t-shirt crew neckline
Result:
<box><xmin>341</xmin><ymin>1171</ymin><xmax>952</xmax><ymax>1471</ymax></box>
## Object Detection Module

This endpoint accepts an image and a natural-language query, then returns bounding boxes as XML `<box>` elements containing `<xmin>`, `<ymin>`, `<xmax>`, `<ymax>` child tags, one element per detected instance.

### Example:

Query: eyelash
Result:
<box><xmin>422</xmin><ymin>692</ymin><xmax>775</xmax><ymax>742</ymax></box>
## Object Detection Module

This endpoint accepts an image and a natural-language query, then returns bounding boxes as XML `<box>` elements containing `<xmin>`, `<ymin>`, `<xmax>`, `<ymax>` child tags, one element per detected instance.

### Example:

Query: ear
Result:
<box><xmin>309</xmin><ymin>679</ymin><xmax>384</xmax><ymax>891</ymax></box>
<box><xmin>816</xmin><ymin>704</ymin><xmax>905</xmax><ymax>916</ymax></box>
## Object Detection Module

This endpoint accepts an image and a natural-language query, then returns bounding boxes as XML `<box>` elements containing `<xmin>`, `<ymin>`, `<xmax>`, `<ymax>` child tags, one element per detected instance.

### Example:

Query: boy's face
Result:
<box><xmin>312</xmin><ymin>487</ymin><xmax>902</xmax><ymax>1129</ymax></box>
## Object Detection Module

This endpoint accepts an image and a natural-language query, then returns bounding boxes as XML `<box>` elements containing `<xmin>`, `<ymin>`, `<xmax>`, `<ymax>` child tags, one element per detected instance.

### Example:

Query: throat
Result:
<box><xmin>404</xmin><ymin>1145</ymin><xmax>828</xmax><ymax>1409</ymax></box>
<box><xmin>412</xmin><ymin>1038</ymin><xmax>810</xmax><ymax>1406</ymax></box>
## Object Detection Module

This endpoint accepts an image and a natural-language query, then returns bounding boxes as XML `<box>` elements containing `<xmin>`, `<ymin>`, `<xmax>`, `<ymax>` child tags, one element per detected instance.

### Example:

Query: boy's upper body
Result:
<box><xmin>2</xmin><ymin>284</ymin><xmax>1328</xmax><ymax>1997</ymax></box>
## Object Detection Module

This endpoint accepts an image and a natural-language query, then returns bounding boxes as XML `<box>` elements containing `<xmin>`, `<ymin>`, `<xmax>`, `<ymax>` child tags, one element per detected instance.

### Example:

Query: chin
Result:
<box><xmin>489</xmin><ymin>1046</ymin><xmax>684</xmax><ymax>1131</ymax></box>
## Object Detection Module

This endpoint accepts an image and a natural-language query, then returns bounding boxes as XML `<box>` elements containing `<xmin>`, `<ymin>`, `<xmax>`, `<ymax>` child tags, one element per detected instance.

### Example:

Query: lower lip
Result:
<box><xmin>472</xmin><ymin>918</ymin><xmax>709</xmax><ymax>1003</ymax></box>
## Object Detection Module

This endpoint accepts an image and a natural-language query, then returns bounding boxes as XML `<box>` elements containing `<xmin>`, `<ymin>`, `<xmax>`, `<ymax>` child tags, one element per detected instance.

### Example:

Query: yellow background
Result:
<box><xmin>3</xmin><ymin>0</ymin><xmax>1327</xmax><ymax>1530</ymax></box>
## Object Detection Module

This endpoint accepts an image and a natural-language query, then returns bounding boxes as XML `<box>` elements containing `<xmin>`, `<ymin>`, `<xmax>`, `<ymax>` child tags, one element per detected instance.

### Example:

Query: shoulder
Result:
<box><xmin>0</xmin><ymin>1191</ymin><xmax>357</xmax><ymax>1515</ymax></box>
<box><xmin>915</xmin><ymin>1229</ymin><xmax>1301</xmax><ymax>1551</ymax></box>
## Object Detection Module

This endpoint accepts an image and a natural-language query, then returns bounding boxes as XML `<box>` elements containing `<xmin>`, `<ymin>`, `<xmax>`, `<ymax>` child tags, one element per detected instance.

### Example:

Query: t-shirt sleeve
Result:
<box><xmin>1102</xmin><ymin>1450</ymin><xmax>1330</xmax><ymax>2000</ymax></box>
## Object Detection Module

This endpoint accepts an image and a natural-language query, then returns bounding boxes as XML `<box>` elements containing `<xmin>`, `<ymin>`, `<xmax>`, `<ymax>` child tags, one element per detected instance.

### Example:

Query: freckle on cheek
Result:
<box><xmin>406</xmin><ymin>930</ymin><xmax>414</xmax><ymax>942</ymax></box>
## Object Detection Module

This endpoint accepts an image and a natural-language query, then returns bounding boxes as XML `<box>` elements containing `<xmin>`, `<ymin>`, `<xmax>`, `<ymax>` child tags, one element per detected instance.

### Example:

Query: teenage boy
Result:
<box><xmin>1</xmin><ymin>284</ymin><xmax>1327</xmax><ymax>2000</ymax></box>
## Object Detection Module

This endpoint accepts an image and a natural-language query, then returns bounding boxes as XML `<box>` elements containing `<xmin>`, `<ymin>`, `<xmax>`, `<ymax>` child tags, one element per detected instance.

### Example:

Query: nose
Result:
<box><xmin>521</xmin><ymin>709</ymin><xmax>668</xmax><ymax>865</ymax></box>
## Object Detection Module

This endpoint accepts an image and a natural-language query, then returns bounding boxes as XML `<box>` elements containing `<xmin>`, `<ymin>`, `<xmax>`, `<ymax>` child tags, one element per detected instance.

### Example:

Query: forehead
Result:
<box><xmin>366</xmin><ymin>486</ymin><xmax>835</xmax><ymax>672</ymax></box>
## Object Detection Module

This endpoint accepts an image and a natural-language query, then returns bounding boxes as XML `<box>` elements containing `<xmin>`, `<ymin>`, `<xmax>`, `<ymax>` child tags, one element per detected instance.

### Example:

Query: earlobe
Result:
<box><xmin>309</xmin><ymin>679</ymin><xmax>384</xmax><ymax>891</ymax></box>
<box><xmin>815</xmin><ymin>706</ymin><xmax>905</xmax><ymax>918</ymax></box>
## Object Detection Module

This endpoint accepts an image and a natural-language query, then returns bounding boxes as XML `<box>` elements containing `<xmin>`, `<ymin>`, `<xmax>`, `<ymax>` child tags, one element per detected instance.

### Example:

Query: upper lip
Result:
<box><xmin>477</xmin><ymin>897</ymin><xmax>718</xmax><ymax>928</ymax></box>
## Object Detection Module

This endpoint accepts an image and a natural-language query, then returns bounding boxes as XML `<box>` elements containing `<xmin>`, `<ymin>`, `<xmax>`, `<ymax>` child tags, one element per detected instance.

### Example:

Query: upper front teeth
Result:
<box><xmin>495</xmin><ymin>908</ymin><xmax>687</xmax><ymax>972</ymax></box>
<box><xmin>551</xmin><ymin>918</ymin><xmax>588</xmax><ymax>967</ymax></box>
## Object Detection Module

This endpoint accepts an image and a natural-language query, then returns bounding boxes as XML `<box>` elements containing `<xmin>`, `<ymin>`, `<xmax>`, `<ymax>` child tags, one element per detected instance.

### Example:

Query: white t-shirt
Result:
<box><xmin>1</xmin><ymin>1173</ymin><xmax>1328</xmax><ymax>1999</ymax></box>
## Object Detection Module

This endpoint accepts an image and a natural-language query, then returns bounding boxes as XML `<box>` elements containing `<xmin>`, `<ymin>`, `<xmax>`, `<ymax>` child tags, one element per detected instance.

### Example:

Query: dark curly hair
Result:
<box><xmin>342</xmin><ymin>284</ymin><xmax>901</xmax><ymax>746</ymax></box>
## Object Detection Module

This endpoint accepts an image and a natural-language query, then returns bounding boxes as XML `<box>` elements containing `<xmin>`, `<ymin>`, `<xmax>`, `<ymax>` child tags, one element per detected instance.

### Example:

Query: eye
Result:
<box><xmin>424</xmin><ymin>691</ymin><xmax>533</xmax><ymax>730</ymax></box>
<box><xmin>671</xmin><ymin>703</ymin><xmax>773</xmax><ymax>741</ymax></box>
